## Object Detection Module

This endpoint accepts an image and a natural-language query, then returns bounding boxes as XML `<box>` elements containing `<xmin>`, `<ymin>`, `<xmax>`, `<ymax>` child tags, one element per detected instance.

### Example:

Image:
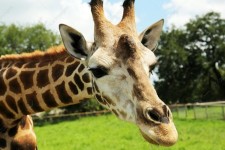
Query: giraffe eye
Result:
<box><xmin>89</xmin><ymin>66</ymin><xmax>108</xmax><ymax>78</ymax></box>
<box><xmin>149</xmin><ymin>64</ymin><xmax>156</xmax><ymax>74</ymax></box>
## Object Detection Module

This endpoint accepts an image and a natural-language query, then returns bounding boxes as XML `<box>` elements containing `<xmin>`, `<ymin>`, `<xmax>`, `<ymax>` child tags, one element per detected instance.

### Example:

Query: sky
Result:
<box><xmin>0</xmin><ymin>0</ymin><xmax>225</xmax><ymax>41</ymax></box>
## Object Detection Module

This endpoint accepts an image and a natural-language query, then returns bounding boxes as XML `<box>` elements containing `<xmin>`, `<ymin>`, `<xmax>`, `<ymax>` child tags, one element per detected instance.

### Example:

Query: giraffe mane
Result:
<box><xmin>0</xmin><ymin>45</ymin><xmax>67</xmax><ymax>63</ymax></box>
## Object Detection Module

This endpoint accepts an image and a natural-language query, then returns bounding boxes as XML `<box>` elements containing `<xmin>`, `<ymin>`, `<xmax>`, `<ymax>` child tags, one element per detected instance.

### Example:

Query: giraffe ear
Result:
<box><xmin>59</xmin><ymin>24</ymin><xmax>88</xmax><ymax>59</ymax></box>
<box><xmin>139</xmin><ymin>19</ymin><xmax>164</xmax><ymax>51</ymax></box>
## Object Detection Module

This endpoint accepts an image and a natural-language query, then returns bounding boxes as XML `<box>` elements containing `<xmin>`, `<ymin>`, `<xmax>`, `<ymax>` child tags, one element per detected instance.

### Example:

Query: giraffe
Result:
<box><xmin>0</xmin><ymin>0</ymin><xmax>178</xmax><ymax>149</ymax></box>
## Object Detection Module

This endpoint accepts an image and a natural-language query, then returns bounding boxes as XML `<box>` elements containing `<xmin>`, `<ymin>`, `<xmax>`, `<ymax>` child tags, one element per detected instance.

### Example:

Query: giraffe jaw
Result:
<box><xmin>139</xmin><ymin>130</ymin><xmax>160</xmax><ymax>146</ymax></box>
<box><xmin>138</xmin><ymin>122</ymin><xmax>178</xmax><ymax>147</ymax></box>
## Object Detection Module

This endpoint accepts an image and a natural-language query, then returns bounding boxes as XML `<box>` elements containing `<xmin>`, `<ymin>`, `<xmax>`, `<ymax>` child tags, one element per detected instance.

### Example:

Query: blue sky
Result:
<box><xmin>134</xmin><ymin>0</ymin><xmax>167</xmax><ymax>31</ymax></box>
<box><xmin>0</xmin><ymin>0</ymin><xmax>224</xmax><ymax>41</ymax></box>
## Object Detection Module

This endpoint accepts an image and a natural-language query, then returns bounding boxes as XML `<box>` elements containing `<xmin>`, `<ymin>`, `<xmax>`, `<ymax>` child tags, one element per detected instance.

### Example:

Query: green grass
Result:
<box><xmin>34</xmin><ymin>114</ymin><xmax>225</xmax><ymax>150</ymax></box>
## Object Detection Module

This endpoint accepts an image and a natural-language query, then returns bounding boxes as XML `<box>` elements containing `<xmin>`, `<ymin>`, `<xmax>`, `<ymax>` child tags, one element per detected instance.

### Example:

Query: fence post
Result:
<box><xmin>176</xmin><ymin>107</ymin><xmax>179</xmax><ymax>118</ymax></box>
<box><xmin>193</xmin><ymin>105</ymin><xmax>197</xmax><ymax>119</ymax></box>
<box><xmin>185</xmin><ymin>105</ymin><xmax>188</xmax><ymax>118</ymax></box>
<box><xmin>222</xmin><ymin>106</ymin><xmax>225</xmax><ymax>120</ymax></box>
<box><xmin>205</xmin><ymin>106</ymin><xmax>208</xmax><ymax>119</ymax></box>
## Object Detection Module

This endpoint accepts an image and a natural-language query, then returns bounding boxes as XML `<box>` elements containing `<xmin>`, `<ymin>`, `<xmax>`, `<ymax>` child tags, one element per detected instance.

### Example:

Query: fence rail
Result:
<box><xmin>32</xmin><ymin>110</ymin><xmax>110</xmax><ymax>122</ymax></box>
<box><xmin>170</xmin><ymin>101</ymin><xmax>225</xmax><ymax>120</ymax></box>
<box><xmin>32</xmin><ymin>101</ymin><xmax>225</xmax><ymax>122</ymax></box>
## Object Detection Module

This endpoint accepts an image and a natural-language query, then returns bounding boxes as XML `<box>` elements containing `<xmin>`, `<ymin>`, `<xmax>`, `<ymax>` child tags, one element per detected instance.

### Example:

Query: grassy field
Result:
<box><xmin>34</xmin><ymin>114</ymin><xmax>225</xmax><ymax>150</ymax></box>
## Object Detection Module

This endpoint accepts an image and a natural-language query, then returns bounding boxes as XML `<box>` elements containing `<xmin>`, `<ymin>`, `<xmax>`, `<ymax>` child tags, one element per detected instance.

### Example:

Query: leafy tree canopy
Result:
<box><xmin>0</xmin><ymin>23</ymin><xmax>61</xmax><ymax>55</ymax></box>
<box><xmin>155</xmin><ymin>12</ymin><xmax>225</xmax><ymax>103</ymax></box>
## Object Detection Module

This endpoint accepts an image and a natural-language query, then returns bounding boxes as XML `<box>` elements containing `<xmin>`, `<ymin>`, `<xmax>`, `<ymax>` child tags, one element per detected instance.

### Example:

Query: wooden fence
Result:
<box><xmin>32</xmin><ymin>110</ymin><xmax>110</xmax><ymax>122</ymax></box>
<box><xmin>32</xmin><ymin>101</ymin><xmax>225</xmax><ymax>122</ymax></box>
<box><xmin>169</xmin><ymin>101</ymin><xmax>225</xmax><ymax>120</ymax></box>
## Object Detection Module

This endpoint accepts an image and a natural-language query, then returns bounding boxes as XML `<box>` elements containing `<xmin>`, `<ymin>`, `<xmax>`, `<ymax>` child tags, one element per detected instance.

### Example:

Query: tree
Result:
<box><xmin>0</xmin><ymin>23</ymin><xmax>61</xmax><ymax>55</ymax></box>
<box><xmin>155</xmin><ymin>12</ymin><xmax>225</xmax><ymax>103</ymax></box>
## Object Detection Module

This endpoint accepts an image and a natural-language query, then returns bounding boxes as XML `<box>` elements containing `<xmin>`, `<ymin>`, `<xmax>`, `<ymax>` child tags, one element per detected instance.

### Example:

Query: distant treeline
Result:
<box><xmin>155</xmin><ymin>12</ymin><xmax>225</xmax><ymax>103</ymax></box>
<box><xmin>0</xmin><ymin>23</ymin><xmax>61</xmax><ymax>55</ymax></box>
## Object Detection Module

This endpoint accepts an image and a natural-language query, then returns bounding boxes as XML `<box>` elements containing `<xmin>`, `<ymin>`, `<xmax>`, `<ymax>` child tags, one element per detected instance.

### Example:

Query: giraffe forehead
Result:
<box><xmin>88</xmin><ymin>45</ymin><xmax>156</xmax><ymax>68</ymax></box>
<box><xmin>88</xmin><ymin>49</ymin><xmax>116</xmax><ymax>68</ymax></box>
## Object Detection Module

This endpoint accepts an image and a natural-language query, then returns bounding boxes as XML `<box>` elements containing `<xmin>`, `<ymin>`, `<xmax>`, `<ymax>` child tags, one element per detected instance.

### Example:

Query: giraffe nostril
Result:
<box><xmin>167</xmin><ymin>109</ymin><xmax>170</xmax><ymax>118</ymax></box>
<box><xmin>163</xmin><ymin>105</ymin><xmax>171</xmax><ymax>118</ymax></box>
<box><xmin>145</xmin><ymin>108</ymin><xmax>170</xmax><ymax>124</ymax></box>
<box><xmin>164</xmin><ymin>105</ymin><xmax>171</xmax><ymax>118</ymax></box>
<box><xmin>145</xmin><ymin>108</ymin><xmax>161</xmax><ymax>123</ymax></box>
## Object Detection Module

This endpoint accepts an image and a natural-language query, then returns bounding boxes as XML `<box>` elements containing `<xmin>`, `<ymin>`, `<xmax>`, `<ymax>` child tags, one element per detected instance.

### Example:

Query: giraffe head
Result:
<box><xmin>59</xmin><ymin>0</ymin><xmax>178</xmax><ymax>146</ymax></box>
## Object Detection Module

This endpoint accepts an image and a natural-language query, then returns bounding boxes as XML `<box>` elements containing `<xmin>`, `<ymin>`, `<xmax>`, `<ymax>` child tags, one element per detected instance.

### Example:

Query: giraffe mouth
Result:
<box><xmin>139</xmin><ymin>130</ymin><xmax>159</xmax><ymax>146</ymax></box>
<box><xmin>138</xmin><ymin>123</ymin><xmax>178</xmax><ymax>147</ymax></box>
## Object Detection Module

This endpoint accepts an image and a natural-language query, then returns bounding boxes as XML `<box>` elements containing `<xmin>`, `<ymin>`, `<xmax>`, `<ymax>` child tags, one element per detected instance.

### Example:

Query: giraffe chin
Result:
<box><xmin>139</xmin><ymin>127</ymin><xmax>178</xmax><ymax>147</ymax></box>
<box><xmin>139</xmin><ymin>130</ymin><xmax>159</xmax><ymax>146</ymax></box>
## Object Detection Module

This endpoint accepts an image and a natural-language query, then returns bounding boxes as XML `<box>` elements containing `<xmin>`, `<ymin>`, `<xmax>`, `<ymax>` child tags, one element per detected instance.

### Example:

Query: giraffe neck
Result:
<box><xmin>0</xmin><ymin>46</ymin><xmax>93</xmax><ymax>126</ymax></box>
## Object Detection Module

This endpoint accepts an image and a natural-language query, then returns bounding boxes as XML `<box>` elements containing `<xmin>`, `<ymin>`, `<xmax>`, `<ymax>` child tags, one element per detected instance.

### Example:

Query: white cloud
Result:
<box><xmin>0</xmin><ymin>0</ymin><xmax>124</xmax><ymax>41</ymax></box>
<box><xmin>163</xmin><ymin>0</ymin><xmax>225</xmax><ymax>28</ymax></box>
<box><xmin>104</xmin><ymin>0</ymin><xmax>123</xmax><ymax>25</ymax></box>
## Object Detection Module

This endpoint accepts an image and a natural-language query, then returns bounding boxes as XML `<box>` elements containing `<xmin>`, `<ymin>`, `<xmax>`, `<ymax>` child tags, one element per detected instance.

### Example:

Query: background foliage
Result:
<box><xmin>155</xmin><ymin>12</ymin><xmax>225</xmax><ymax>103</ymax></box>
<box><xmin>0</xmin><ymin>23</ymin><xmax>61</xmax><ymax>55</ymax></box>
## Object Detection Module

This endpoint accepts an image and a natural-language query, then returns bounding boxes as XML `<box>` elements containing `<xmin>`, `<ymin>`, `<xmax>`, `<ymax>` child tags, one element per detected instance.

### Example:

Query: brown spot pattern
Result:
<box><xmin>95</xmin><ymin>94</ymin><xmax>106</xmax><ymax>105</ymax></box>
<box><xmin>103</xmin><ymin>96</ymin><xmax>116</xmax><ymax>106</ymax></box>
<box><xmin>65</xmin><ymin>62</ymin><xmax>79</xmax><ymax>77</ymax></box>
<box><xmin>0</xmin><ymin>119</ymin><xmax>7</xmax><ymax>133</ymax></box>
<box><xmin>0</xmin><ymin>77</ymin><xmax>7</xmax><ymax>95</ymax></box>
<box><xmin>133</xmin><ymin>84</ymin><xmax>144</xmax><ymax>100</ymax></box>
<box><xmin>74</xmin><ymin>73</ymin><xmax>84</xmax><ymax>91</ymax></box>
<box><xmin>18</xmin><ymin>99</ymin><xmax>30</xmax><ymax>115</ymax></box>
<box><xmin>78</xmin><ymin>64</ymin><xmax>85</xmax><ymax>73</ymax></box>
<box><xmin>66</xmin><ymin>57</ymin><xmax>75</xmax><ymax>63</ymax></box>
<box><xmin>55</xmin><ymin>81</ymin><xmax>73</xmax><ymax>104</ymax></box>
<box><xmin>127</xmin><ymin>67</ymin><xmax>137</xmax><ymax>79</ymax></box>
<box><xmin>24</xmin><ymin>62</ymin><xmax>36</xmax><ymax>68</ymax></box>
<box><xmin>87</xmin><ymin>87</ymin><xmax>93</xmax><ymax>95</ymax></box>
<box><xmin>6</xmin><ymin>95</ymin><xmax>18</xmax><ymax>113</ymax></box>
<box><xmin>68</xmin><ymin>82</ymin><xmax>79</xmax><ymax>95</ymax></box>
<box><xmin>8</xmin><ymin>126</ymin><xmax>18</xmax><ymax>137</ymax></box>
<box><xmin>93</xmin><ymin>81</ymin><xmax>100</xmax><ymax>93</ymax></box>
<box><xmin>37</xmin><ymin>69</ymin><xmax>49</xmax><ymax>88</ymax></box>
<box><xmin>26</xmin><ymin>92</ymin><xmax>44</xmax><ymax>112</ymax></box>
<box><xmin>5</xmin><ymin>68</ymin><xmax>17</xmax><ymax>80</ymax></box>
<box><xmin>82</xmin><ymin>73</ymin><xmax>91</xmax><ymax>83</ymax></box>
<box><xmin>9</xmin><ymin>78</ymin><xmax>21</xmax><ymax>94</ymax></box>
<box><xmin>42</xmin><ymin>90</ymin><xmax>58</xmax><ymax>108</ymax></box>
<box><xmin>38</xmin><ymin>61</ymin><xmax>49</xmax><ymax>67</ymax></box>
<box><xmin>20</xmin><ymin>71</ymin><xmax>35</xmax><ymax>89</ymax></box>
<box><xmin>52</xmin><ymin>64</ymin><xmax>64</xmax><ymax>81</ymax></box>
<box><xmin>0</xmin><ymin>101</ymin><xmax>15</xmax><ymax>119</ymax></box>
<box><xmin>14</xmin><ymin>62</ymin><xmax>23</xmax><ymax>68</ymax></box>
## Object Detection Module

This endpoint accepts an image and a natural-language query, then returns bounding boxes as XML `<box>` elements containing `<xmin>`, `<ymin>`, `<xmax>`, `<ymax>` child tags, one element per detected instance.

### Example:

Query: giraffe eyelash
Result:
<box><xmin>89</xmin><ymin>66</ymin><xmax>108</xmax><ymax>78</ymax></box>
<box><xmin>149</xmin><ymin>64</ymin><xmax>157</xmax><ymax>74</ymax></box>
